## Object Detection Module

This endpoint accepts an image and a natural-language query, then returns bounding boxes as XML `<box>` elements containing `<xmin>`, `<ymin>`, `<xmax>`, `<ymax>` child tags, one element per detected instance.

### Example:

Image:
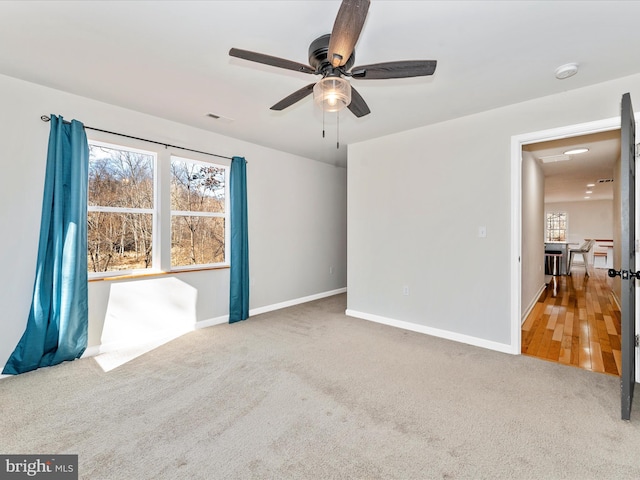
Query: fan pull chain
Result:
<box><xmin>322</xmin><ymin>105</ymin><xmax>325</xmax><ymax>138</ymax></box>
<box><xmin>336</xmin><ymin>110</ymin><xmax>340</xmax><ymax>149</ymax></box>
<box><xmin>322</xmin><ymin>81</ymin><xmax>326</xmax><ymax>138</ymax></box>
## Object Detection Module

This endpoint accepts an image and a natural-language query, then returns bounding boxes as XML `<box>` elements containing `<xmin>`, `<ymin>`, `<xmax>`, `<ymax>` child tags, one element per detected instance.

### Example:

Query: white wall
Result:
<box><xmin>521</xmin><ymin>151</ymin><xmax>545</xmax><ymax>318</ymax></box>
<box><xmin>544</xmin><ymin>200</ymin><xmax>613</xmax><ymax>246</ymax></box>
<box><xmin>0</xmin><ymin>74</ymin><xmax>347</xmax><ymax>368</ymax></box>
<box><xmin>347</xmin><ymin>73</ymin><xmax>640</xmax><ymax>351</ymax></box>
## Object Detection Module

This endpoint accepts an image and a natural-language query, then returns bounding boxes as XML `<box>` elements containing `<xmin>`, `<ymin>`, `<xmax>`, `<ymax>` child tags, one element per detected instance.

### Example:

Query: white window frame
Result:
<box><xmin>169</xmin><ymin>155</ymin><xmax>230</xmax><ymax>271</ymax></box>
<box><xmin>545</xmin><ymin>211</ymin><xmax>568</xmax><ymax>242</ymax></box>
<box><xmin>87</xmin><ymin>139</ymin><xmax>158</xmax><ymax>279</ymax></box>
<box><xmin>87</xmin><ymin>137</ymin><xmax>230</xmax><ymax>279</ymax></box>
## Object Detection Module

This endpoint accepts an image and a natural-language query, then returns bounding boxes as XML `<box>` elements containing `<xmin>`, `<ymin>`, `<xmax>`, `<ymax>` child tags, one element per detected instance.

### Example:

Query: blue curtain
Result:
<box><xmin>3</xmin><ymin>115</ymin><xmax>89</xmax><ymax>375</ymax></box>
<box><xmin>229</xmin><ymin>156</ymin><xmax>249</xmax><ymax>323</ymax></box>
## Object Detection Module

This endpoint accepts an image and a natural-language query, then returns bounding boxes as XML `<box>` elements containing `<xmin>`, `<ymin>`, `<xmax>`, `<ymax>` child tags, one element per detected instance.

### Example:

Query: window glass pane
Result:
<box><xmin>546</xmin><ymin>212</ymin><xmax>567</xmax><ymax>242</ymax></box>
<box><xmin>89</xmin><ymin>144</ymin><xmax>154</xmax><ymax>209</ymax></box>
<box><xmin>171</xmin><ymin>159</ymin><xmax>225</xmax><ymax>213</ymax></box>
<box><xmin>88</xmin><ymin>211</ymin><xmax>153</xmax><ymax>272</ymax></box>
<box><xmin>171</xmin><ymin>216</ymin><xmax>225</xmax><ymax>267</ymax></box>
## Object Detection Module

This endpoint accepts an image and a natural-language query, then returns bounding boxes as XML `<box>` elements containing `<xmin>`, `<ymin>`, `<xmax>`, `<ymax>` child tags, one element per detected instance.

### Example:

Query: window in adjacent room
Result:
<box><xmin>88</xmin><ymin>141</ymin><xmax>156</xmax><ymax>275</ymax></box>
<box><xmin>170</xmin><ymin>156</ymin><xmax>229</xmax><ymax>269</ymax></box>
<box><xmin>545</xmin><ymin>212</ymin><xmax>567</xmax><ymax>242</ymax></box>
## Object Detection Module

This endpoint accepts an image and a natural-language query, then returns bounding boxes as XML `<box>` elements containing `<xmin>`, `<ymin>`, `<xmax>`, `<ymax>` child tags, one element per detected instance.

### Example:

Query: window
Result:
<box><xmin>88</xmin><ymin>142</ymin><xmax>156</xmax><ymax>274</ymax></box>
<box><xmin>87</xmin><ymin>140</ymin><xmax>229</xmax><ymax>278</ymax></box>
<box><xmin>170</xmin><ymin>156</ymin><xmax>228</xmax><ymax>268</ymax></box>
<box><xmin>546</xmin><ymin>212</ymin><xmax>567</xmax><ymax>242</ymax></box>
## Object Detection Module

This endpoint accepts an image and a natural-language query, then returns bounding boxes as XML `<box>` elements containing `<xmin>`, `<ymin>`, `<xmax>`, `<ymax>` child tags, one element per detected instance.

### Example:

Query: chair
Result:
<box><xmin>544</xmin><ymin>250</ymin><xmax>563</xmax><ymax>276</ymax></box>
<box><xmin>593</xmin><ymin>249</ymin><xmax>608</xmax><ymax>268</ymax></box>
<box><xmin>567</xmin><ymin>239</ymin><xmax>595</xmax><ymax>276</ymax></box>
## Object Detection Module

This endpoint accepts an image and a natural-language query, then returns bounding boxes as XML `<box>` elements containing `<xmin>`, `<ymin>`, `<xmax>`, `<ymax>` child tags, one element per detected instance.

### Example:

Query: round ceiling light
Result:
<box><xmin>555</xmin><ymin>63</ymin><xmax>579</xmax><ymax>80</ymax></box>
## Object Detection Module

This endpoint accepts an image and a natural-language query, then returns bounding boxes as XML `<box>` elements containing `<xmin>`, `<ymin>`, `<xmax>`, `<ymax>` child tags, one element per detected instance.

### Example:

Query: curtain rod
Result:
<box><xmin>40</xmin><ymin>115</ymin><xmax>233</xmax><ymax>161</ymax></box>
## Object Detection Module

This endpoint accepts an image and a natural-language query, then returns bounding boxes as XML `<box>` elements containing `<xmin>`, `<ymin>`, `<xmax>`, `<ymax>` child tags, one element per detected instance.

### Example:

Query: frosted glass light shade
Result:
<box><xmin>313</xmin><ymin>77</ymin><xmax>351</xmax><ymax>112</ymax></box>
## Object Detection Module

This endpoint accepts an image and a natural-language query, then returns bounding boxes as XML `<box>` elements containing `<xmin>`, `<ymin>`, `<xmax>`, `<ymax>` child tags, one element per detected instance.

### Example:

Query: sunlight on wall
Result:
<box><xmin>94</xmin><ymin>277</ymin><xmax>198</xmax><ymax>372</ymax></box>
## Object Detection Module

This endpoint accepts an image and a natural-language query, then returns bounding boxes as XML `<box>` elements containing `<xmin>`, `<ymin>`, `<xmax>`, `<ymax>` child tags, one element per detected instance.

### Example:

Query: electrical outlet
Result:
<box><xmin>478</xmin><ymin>226</ymin><xmax>487</xmax><ymax>238</ymax></box>
<box><xmin>402</xmin><ymin>286</ymin><xmax>410</xmax><ymax>296</ymax></box>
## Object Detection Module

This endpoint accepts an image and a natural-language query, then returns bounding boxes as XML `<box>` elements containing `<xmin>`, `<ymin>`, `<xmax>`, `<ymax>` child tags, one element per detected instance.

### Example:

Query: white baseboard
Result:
<box><xmin>249</xmin><ymin>288</ymin><xmax>347</xmax><ymax>317</ymax></box>
<box><xmin>196</xmin><ymin>288</ymin><xmax>347</xmax><ymax>326</ymax></box>
<box><xmin>521</xmin><ymin>283</ymin><xmax>546</xmax><ymax>325</ymax></box>
<box><xmin>345</xmin><ymin>309</ymin><xmax>513</xmax><ymax>355</ymax></box>
<box><xmin>82</xmin><ymin>346</ymin><xmax>101</xmax><ymax>358</ymax></box>
<box><xmin>81</xmin><ymin>288</ymin><xmax>348</xmax><ymax>357</ymax></box>
<box><xmin>2</xmin><ymin>347</ymin><xmax>106</xmax><ymax>369</ymax></box>
<box><xmin>195</xmin><ymin>315</ymin><xmax>228</xmax><ymax>330</ymax></box>
<box><xmin>82</xmin><ymin>326</ymin><xmax>193</xmax><ymax>359</ymax></box>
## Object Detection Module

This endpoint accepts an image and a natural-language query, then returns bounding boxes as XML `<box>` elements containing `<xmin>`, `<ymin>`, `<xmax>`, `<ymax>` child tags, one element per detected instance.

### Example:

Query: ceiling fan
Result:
<box><xmin>228</xmin><ymin>0</ymin><xmax>437</xmax><ymax>118</ymax></box>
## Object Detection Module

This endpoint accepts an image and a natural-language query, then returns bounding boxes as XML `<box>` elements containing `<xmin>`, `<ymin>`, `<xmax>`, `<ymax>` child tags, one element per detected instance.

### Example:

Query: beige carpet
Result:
<box><xmin>2</xmin><ymin>293</ymin><xmax>640</xmax><ymax>479</ymax></box>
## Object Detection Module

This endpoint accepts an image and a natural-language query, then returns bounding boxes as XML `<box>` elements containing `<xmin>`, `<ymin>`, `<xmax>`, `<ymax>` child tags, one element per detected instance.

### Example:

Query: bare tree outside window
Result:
<box><xmin>87</xmin><ymin>141</ymin><xmax>228</xmax><ymax>278</ymax></box>
<box><xmin>88</xmin><ymin>143</ymin><xmax>155</xmax><ymax>273</ymax></box>
<box><xmin>171</xmin><ymin>157</ymin><xmax>227</xmax><ymax>267</ymax></box>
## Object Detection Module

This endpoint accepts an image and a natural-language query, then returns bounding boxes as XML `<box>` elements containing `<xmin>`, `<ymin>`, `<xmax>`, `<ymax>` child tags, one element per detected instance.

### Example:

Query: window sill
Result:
<box><xmin>88</xmin><ymin>265</ymin><xmax>230</xmax><ymax>282</ymax></box>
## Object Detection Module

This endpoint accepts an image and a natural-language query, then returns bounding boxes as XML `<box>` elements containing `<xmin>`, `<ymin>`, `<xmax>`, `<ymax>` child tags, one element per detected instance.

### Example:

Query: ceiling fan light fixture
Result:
<box><xmin>313</xmin><ymin>76</ymin><xmax>351</xmax><ymax>112</ymax></box>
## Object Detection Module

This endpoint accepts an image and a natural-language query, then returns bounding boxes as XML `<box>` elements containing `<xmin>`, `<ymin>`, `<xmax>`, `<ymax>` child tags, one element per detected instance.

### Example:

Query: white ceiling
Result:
<box><xmin>524</xmin><ymin>130</ymin><xmax>620</xmax><ymax>204</ymax></box>
<box><xmin>1</xmin><ymin>0</ymin><xmax>640</xmax><ymax>172</ymax></box>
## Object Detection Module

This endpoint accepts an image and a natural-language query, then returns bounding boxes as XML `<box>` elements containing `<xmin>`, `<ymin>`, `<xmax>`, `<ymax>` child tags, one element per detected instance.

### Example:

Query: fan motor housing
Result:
<box><xmin>308</xmin><ymin>34</ymin><xmax>355</xmax><ymax>72</ymax></box>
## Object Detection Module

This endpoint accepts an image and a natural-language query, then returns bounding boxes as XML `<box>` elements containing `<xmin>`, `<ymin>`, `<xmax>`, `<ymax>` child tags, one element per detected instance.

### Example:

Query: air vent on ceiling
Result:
<box><xmin>597</xmin><ymin>178</ymin><xmax>614</xmax><ymax>183</ymax></box>
<box><xmin>539</xmin><ymin>154</ymin><xmax>571</xmax><ymax>163</ymax></box>
<box><xmin>205</xmin><ymin>112</ymin><xmax>234</xmax><ymax>123</ymax></box>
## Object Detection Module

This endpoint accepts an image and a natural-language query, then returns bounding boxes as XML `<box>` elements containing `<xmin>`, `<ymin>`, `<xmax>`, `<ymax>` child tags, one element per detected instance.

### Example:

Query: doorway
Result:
<box><xmin>510</xmin><ymin>116</ymin><xmax>623</xmax><ymax>353</ymax></box>
<box><xmin>519</xmin><ymin>129</ymin><xmax>621</xmax><ymax>375</ymax></box>
<box><xmin>512</xmin><ymin>100</ymin><xmax>640</xmax><ymax>420</ymax></box>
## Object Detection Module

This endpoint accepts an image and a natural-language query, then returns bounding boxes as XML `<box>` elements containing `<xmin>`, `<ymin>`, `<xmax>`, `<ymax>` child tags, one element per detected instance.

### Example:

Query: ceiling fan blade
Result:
<box><xmin>327</xmin><ymin>0</ymin><xmax>370</xmax><ymax>68</ymax></box>
<box><xmin>347</xmin><ymin>86</ymin><xmax>370</xmax><ymax>118</ymax></box>
<box><xmin>351</xmin><ymin>60</ymin><xmax>437</xmax><ymax>79</ymax></box>
<box><xmin>270</xmin><ymin>83</ymin><xmax>316</xmax><ymax>111</ymax></box>
<box><xmin>229</xmin><ymin>48</ymin><xmax>315</xmax><ymax>74</ymax></box>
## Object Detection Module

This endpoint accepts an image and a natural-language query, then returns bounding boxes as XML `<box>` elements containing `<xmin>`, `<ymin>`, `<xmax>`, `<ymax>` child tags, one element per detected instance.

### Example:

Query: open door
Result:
<box><xmin>612</xmin><ymin>92</ymin><xmax>636</xmax><ymax>420</ymax></box>
<box><xmin>513</xmin><ymin>96</ymin><xmax>637</xmax><ymax>419</ymax></box>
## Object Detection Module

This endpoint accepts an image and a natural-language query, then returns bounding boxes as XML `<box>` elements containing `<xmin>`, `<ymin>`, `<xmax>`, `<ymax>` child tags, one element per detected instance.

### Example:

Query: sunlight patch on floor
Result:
<box><xmin>95</xmin><ymin>276</ymin><xmax>199</xmax><ymax>372</ymax></box>
<box><xmin>94</xmin><ymin>328</ymin><xmax>192</xmax><ymax>372</ymax></box>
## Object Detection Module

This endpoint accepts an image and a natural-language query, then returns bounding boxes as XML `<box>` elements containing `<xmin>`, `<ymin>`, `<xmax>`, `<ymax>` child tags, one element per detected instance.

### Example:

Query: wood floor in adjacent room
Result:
<box><xmin>521</xmin><ymin>267</ymin><xmax>621</xmax><ymax>376</ymax></box>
